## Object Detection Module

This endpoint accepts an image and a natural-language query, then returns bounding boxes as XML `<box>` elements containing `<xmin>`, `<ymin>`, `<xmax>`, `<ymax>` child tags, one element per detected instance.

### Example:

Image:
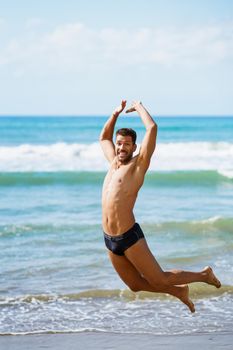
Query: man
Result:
<box><xmin>99</xmin><ymin>100</ymin><xmax>221</xmax><ymax>313</ymax></box>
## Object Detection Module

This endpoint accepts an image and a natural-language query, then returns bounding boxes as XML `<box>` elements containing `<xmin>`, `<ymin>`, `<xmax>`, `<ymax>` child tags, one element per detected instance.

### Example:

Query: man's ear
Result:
<box><xmin>133</xmin><ymin>144</ymin><xmax>137</xmax><ymax>152</ymax></box>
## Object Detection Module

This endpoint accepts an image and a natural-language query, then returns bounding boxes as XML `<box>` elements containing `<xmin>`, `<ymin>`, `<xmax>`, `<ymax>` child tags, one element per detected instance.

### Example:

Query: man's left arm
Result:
<box><xmin>126</xmin><ymin>101</ymin><xmax>157</xmax><ymax>171</ymax></box>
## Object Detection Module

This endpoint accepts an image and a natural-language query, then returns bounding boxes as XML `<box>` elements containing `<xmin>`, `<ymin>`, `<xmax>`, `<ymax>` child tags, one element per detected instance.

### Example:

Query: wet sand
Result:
<box><xmin>0</xmin><ymin>332</ymin><xmax>232</xmax><ymax>350</ymax></box>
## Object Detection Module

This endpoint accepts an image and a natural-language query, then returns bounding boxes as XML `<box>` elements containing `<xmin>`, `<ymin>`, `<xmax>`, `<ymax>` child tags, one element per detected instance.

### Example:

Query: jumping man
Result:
<box><xmin>99</xmin><ymin>100</ymin><xmax>221</xmax><ymax>313</ymax></box>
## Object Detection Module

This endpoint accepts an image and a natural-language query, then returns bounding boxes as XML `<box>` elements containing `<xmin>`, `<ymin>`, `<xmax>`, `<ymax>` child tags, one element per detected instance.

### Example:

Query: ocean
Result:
<box><xmin>0</xmin><ymin>116</ymin><xmax>232</xmax><ymax>336</ymax></box>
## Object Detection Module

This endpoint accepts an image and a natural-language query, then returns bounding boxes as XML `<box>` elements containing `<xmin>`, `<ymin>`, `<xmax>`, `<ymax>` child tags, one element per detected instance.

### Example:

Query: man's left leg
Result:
<box><xmin>124</xmin><ymin>238</ymin><xmax>221</xmax><ymax>288</ymax></box>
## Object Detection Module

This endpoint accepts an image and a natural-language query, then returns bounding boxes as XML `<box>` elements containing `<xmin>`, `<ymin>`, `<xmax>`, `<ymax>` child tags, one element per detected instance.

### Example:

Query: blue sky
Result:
<box><xmin>0</xmin><ymin>0</ymin><xmax>232</xmax><ymax>115</ymax></box>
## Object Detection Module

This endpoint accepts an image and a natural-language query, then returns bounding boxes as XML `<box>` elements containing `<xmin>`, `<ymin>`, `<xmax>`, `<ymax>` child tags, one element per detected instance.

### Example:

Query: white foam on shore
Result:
<box><xmin>0</xmin><ymin>293</ymin><xmax>232</xmax><ymax>336</ymax></box>
<box><xmin>0</xmin><ymin>141</ymin><xmax>232</xmax><ymax>174</ymax></box>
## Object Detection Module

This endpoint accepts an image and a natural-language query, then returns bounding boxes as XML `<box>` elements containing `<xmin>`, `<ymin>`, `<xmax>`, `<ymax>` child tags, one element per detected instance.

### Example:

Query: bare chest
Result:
<box><xmin>103</xmin><ymin>163</ymin><xmax>135</xmax><ymax>198</ymax></box>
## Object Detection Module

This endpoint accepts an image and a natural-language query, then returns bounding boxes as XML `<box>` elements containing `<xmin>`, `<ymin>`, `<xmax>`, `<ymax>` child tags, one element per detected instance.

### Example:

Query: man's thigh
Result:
<box><xmin>108</xmin><ymin>251</ymin><xmax>146</xmax><ymax>291</ymax></box>
<box><xmin>124</xmin><ymin>238</ymin><xmax>165</xmax><ymax>284</ymax></box>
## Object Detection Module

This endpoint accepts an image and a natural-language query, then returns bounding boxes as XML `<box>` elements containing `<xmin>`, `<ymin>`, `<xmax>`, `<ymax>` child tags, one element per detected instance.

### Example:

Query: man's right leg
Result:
<box><xmin>108</xmin><ymin>251</ymin><xmax>195</xmax><ymax>313</ymax></box>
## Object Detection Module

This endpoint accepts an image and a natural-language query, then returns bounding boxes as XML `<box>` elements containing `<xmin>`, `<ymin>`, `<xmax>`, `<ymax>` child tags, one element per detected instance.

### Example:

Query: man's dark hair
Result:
<box><xmin>116</xmin><ymin>128</ymin><xmax>137</xmax><ymax>144</ymax></box>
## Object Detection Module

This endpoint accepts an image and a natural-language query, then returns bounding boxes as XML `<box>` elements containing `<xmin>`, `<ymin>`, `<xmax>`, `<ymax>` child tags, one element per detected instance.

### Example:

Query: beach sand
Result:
<box><xmin>0</xmin><ymin>332</ymin><xmax>232</xmax><ymax>350</ymax></box>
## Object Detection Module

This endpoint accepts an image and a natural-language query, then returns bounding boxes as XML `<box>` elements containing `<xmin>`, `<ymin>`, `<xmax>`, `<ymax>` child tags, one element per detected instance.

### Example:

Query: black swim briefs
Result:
<box><xmin>103</xmin><ymin>222</ymin><xmax>145</xmax><ymax>256</ymax></box>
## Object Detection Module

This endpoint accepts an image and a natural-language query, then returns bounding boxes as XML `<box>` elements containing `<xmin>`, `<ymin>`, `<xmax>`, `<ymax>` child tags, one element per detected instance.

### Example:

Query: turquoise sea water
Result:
<box><xmin>0</xmin><ymin>116</ymin><xmax>233</xmax><ymax>335</ymax></box>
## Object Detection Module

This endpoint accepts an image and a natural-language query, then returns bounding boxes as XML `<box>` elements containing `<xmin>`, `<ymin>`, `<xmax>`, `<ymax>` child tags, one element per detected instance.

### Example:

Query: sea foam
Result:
<box><xmin>0</xmin><ymin>141</ymin><xmax>233</xmax><ymax>174</ymax></box>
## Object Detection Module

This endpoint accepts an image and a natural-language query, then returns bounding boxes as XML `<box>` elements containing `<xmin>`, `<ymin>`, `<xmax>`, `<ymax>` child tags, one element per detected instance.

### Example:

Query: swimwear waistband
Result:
<box><xmin>103</xmin><ymin>223</ymin><xmax>139</xmax><ymax>241</ymax></box>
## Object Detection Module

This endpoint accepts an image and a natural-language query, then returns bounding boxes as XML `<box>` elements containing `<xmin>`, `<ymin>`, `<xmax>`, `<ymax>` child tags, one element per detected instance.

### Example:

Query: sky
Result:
<box><xmin>0</xmin><ymin>0</ymin><xmax>232</xmax><ymax>116</ymax></box>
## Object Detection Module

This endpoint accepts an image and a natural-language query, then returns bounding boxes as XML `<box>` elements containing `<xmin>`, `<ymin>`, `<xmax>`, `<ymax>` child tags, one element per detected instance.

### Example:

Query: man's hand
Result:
<box><xmin>113</xmin><ymin>100</ymin><xmax>127</xmax><ymax>116</ymax></box>
<box><xmin>125</xmin><ymin>100</ymin><xmax>142</xmax><ymax>113</ymax></box>
<box><xmin>99</xmin><ymin>99</ymin><xmax>127</xmax><ymax>163</ymax></box>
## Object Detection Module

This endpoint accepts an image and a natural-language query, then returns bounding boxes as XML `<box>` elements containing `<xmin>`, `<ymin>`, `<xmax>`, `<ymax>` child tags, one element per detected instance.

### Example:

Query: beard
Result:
<box><xmin>117</xmin><ymin>151</ymin><xmax>133</xmax><ymax>164</ymax></box>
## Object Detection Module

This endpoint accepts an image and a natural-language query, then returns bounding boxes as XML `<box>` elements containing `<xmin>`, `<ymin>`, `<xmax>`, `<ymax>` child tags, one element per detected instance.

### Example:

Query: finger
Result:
<box><xmin>121</xmin><ymin>101</ymin><xmax>126</xmax><ymax>110</ymax></box>
<box><xmin>125</xmin><ymin>107</ymin><xmax>136</xmax><ymax>113</ymax></box>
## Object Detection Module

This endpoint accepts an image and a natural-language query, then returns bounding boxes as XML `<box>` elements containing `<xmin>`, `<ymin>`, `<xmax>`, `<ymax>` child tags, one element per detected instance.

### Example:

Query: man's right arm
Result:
<box><xmin>126</xmin><ymin>101</ymin><xmax>157</xmax><ymax>172</ymax></box>
<box><xmin>99</xmin><ymin>100</ymin><xmax>126</xmax><ymax>162</ymax></box>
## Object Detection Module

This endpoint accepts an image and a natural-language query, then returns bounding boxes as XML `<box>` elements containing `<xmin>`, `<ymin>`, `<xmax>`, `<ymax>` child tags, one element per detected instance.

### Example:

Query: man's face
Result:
<box><xmin>115</xmin><ymin>135</ymin><xmax>137</xmax><ymax>163</ymax></box>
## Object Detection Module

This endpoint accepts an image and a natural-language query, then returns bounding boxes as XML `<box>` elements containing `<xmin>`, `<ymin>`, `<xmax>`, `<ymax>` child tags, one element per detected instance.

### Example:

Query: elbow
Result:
<box><xmin>99</xmin><ymin>130</ymin><xmax>107</xmax><ymax>142</ymax></box>
<box><xmin>147</xmin><ymin>123</ymin><xmax>158</xmax><ymax>141</ymax></box>
<box><xmin>153</xmin><ymin>123</ymin><xmax>158</xmax><ymax>135</ymax></box>
<box><xmin>152</xmin><ymin>120</ymin><xmax>158</xmax><ymax>129</ymax></box>
<box><xmin>99</xmin><ymin>134</ymin><xmax>111</xmax><ymax>142</ymax></box>
<box><xmin>99</xmin><ymin>134</ymin><xmax>110</xmax><ymax>142</ymax></box>
<box><xmin>147</xmin><ymin>123</ymin><xmax>157</xmax><ymax>133</ymax></box>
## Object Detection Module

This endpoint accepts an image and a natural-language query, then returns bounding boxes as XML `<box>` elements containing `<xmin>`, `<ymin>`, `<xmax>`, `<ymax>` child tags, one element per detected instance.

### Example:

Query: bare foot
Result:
<box><xmin>179</xmin><ymin>285</ymin><xmax>195</xmax><ymax>313</ymax></box>
<box><xmin>203</xmin><ymin>266</ymin><xmax>221</xmax><ymax>288</ymax></box>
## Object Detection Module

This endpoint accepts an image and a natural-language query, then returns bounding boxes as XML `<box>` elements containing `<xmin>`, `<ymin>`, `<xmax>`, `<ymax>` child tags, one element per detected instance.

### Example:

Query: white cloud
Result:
<box><xmin>0</xmin><ymin>21</ymin><xmax>232</xmax><ymax>75</ymax></box>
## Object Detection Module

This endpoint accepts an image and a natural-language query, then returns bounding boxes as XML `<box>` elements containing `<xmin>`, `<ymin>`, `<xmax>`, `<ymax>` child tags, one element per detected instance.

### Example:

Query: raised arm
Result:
<box><xmin>126</xmin><ymin>101</ymin><xmax>157</xmax><ymax>171</ymax></box>
<box><xmin>99</xmin><ymin>100</ymin><xmax>127</xmax><ymax>162</ymax></box>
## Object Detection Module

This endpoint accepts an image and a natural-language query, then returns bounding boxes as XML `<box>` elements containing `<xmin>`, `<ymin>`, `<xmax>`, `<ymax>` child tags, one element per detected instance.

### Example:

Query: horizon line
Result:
<box><xmin>0</xmin><ymin>114</ymin><xmax>233</xmax><ymax>118</ymax></box>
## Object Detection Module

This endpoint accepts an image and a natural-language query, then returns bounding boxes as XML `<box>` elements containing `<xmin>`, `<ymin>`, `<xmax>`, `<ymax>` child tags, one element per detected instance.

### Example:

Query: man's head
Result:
<box><xmin>115</xmin><ymin>128</ymin><xmax>137</xmax><ymax>163</ymax></box>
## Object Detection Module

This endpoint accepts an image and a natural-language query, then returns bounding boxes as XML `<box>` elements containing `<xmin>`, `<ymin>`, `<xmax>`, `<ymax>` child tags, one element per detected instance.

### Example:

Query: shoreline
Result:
<box><xmin>0</xmin><ymin>332</ymin><xmax>232</xmax><ymax>350</ymax></box>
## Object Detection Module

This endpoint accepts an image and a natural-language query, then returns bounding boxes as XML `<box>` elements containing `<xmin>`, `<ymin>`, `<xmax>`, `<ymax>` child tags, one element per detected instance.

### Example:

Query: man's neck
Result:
<box><xmin>116</xmin><ymin>156</ymin><xmax>134</xmax><ymax>168</ymax></box>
